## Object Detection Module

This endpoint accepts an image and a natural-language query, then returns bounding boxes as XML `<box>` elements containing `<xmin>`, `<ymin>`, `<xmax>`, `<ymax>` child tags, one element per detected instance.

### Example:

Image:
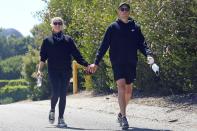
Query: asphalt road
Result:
<box><xmin>0</xmin><ymin>95</ymin><xmax>196</xmax><ymax>131</ymax></box>
<box><xmin>0</xmin><ymin>102</ymin><xmax>122</xmax><ymax>131</ymax></box>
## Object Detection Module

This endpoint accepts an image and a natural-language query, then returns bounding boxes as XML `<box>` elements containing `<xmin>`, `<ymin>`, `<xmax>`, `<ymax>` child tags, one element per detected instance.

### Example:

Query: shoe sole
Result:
<box><xmin>57</xmin><ymin>124</ymin><xmax>67</xmax><ymax>128</ymax></box>
<box><xmin>122</xmin><ymin>127</ymin><xmax>129</xmax><ymax>130</ymax></box>
<box><xmin>49</xmin><ymin>119</ymin><xmax>55</xmax><ymax>124</ymax></box>
<box><xmin>117</xmin><ymin>118</ymin><xmax>122</xmax><ymax>126</ymax></box>
<box><xmin>118</xmin><ymin>121</ymin><xmax>122</xmax><ymax>127</ymax></box>
<box><xmin>122</xmin><ymin>125</ymin><xmax>129</xmax><ymax>130</ymax></box>
<box><xmin>49</xmin><ymin>111</ymin><xmax>55</xmax><ymax>124</ymax></box>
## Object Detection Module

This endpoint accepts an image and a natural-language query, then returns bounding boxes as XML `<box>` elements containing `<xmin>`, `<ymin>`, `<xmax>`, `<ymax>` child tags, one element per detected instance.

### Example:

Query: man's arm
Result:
<box><xmin>89</xmin><ymin>26</ymin><xmax>112</xmax><ymax>73</ymax></box>
<box><xmin>137</xmin><ymin>27</ymin><xmax>154</xmax><ymax>64</ymax></box>
<box><xmin>94</xmin><ymin>26</ymin><xmax>112</xmax><ymax>65</ymax></box>
<box><xmin>137</xmin><ymin>27</ymin><xmax>152</xmax><ymax>57</ymax></box>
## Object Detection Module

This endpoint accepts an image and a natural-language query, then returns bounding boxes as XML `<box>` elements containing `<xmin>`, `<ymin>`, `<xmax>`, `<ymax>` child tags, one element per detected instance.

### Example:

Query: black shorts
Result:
<box><xmin>112</xmin><ymin>64</ymin><xmax>136</xmax><ymax>84</ymax></box>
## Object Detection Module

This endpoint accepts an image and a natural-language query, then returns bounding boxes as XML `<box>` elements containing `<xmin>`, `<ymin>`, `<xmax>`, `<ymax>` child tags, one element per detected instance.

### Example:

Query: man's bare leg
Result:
<box><xmin>125</xmin><ymin>84</ymin><xmax>133</xmax><ymax>106</ymax></box>
<box><xmin>117</xmin><ymin>79</ymin><xmax>127</xmax><ymax>117</ymax></box>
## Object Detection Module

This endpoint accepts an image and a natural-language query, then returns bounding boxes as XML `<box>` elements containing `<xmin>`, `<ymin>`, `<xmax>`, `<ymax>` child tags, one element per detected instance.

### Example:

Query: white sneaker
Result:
<box><xmin>117</xmin><ymin>113</ymin><xmax>122</xmax><ymax>126</ymax></box>
<box><xmin>49</xmin><ymin>111</ymin><xmax>55</xmax><ymax>124</ymax></box>
<box><xmin>57</xmin><ymin>117</ymin><xmax>67</xmax><ymax>128</ymax></box>
<box><xmin>122</xmin><ymin>116</ymin><xmax>129</xmax><ymax>130</ymax></box>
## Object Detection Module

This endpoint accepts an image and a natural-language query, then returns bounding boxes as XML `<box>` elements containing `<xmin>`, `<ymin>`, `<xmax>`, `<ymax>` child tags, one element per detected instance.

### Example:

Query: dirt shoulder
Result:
<box><xmin>69</xmin><ymin>91</ymin><xmax>197</xmax><ymax>114</ymax></box>
<box><xmin>132</xmin><ymin>94</ymin><xmax>197</xmax><ymax>114</ymax></box>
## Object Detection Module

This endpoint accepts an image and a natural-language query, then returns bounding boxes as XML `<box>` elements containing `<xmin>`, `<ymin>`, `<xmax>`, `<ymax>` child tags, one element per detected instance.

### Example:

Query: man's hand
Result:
<box><xmin>89</xmin><ymin>64</ymin><xmax>98</xmax><ymax>74</ymax></box>
<box><xmin>147</xmin><ymin>56</ymin><xmax>154</xmax><ymax>65</ymax></box>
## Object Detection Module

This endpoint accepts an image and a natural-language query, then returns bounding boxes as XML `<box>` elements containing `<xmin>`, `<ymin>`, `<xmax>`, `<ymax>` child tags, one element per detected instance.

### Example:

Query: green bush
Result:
<box><xmin>133</xmin><ymin>0</ymin><xmax>197</xmax><ymax>94</ymax></box>
<box><xmin>0</xmin><ymin>55</ymin><xmax>23</xmax><ymax>79</ymax></box>
<box><xmin>7</xmin><ymin>79</ymin><xmax>28</xmax><ymax>86</ymax></box>
<box><xmin>0</xmin><ymin>80</ymin><xmax>9</xmax><ymax>88</ymax></box>
<box><xmin>22</xmin><ymin>48</ymin><xmax>50</xmax><ymax>100</ymax></box>
<box><xmin>0</xmin><ymin>97</ymin><xmax>14</xmax><ymax>104</ymax></box>
<box><xmin>0</xmin><ymin>85</ymin><xmax>30</xmax><ymax>104</ymax></box>
<box><xmin>0</xmin><ymin>79</ymin><xmax>28</xmax><ymax>88</ymax></box>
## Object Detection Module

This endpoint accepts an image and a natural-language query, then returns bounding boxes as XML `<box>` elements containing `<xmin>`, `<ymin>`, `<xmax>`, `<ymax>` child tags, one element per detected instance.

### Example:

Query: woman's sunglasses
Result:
<box><xmin>120</xmin><ymin>7</ymin><xmax>130</xmax><ymax>12</ymax></box>
<box><xmin>53</xmin><ymin>22</ymin><xmax>63</xmax><ymax>26</ymax></box>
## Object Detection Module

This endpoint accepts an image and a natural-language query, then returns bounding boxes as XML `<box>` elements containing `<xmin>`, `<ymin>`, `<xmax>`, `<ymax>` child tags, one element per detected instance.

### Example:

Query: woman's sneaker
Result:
<box><xmin>117</xmin><ymin>113</ymin><xmax>122</xmax><ymax>126</ymax></box>
<box><xmin>57</xmin><ymin>117</ymin><xmax>67</xmax><ymax>128</ymax></box>
<box><xmin>49</xmin><ymin>110</ymin><xmax>55</xmax><ymax>124</ymax></box>
<box><xmin>122</xmin><ymin>116</ymin><xmax>129</xmax><ymax>130</ymax></box>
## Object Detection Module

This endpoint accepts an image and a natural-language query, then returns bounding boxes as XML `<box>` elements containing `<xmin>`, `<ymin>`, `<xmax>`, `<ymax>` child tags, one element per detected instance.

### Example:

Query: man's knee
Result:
<box><xmin>116</xmin><ymin>79</ymin><xmax>126</xmax><ymax>88</ymax></box>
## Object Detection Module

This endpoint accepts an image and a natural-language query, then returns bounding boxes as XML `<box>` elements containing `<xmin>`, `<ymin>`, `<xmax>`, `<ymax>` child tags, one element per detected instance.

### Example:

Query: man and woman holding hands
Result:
<box><xmin>37</xmin><ymin>2</ymin><xmax>154</xmax><ymax>130</ymax></box>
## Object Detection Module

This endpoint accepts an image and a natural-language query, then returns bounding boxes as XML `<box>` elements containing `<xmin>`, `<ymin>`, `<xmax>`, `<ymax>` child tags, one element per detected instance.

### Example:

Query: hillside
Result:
<box><xmin>0</xmin><ymin>28</ymin><xmax>23</xmax><ymax>38</ymax></box>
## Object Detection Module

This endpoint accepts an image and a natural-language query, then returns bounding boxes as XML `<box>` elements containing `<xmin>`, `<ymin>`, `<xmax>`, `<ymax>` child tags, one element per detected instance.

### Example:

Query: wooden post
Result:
<box><xmin>72</xmin><ymin>61</ymin><xmax>78</xmax><ymax>94</ymax></box>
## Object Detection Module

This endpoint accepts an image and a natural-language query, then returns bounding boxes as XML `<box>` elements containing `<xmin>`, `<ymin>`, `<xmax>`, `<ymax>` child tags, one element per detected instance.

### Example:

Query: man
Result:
<box><xmin>89</xmin><ymin>3</ymin><xmax>154</xmax><ymax>130</ymax></box>
<box><xmin>37</xmin><ymin>17</ymin><xmax>89</xmax><ymax>128</ymax></box>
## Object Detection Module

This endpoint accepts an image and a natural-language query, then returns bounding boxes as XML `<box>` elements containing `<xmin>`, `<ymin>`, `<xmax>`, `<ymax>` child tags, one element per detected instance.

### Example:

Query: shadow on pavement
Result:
<box><xmin>117</xmin><ymin>127</ymin><xmax>171</xmax><ymax>131</ymax></box>
<box><xmin>66</xmin><ymin>126</ymin><xmax>106</xmax><ymax>130</ymax></box>
<box><xmin>46</xmin><ymin>125</ymin><xmax>106</xmax><ymax>130</ymax></box>
<box><xmin>46</xmin><ymin>125</ymin><xmax>171</xmax><ymax>131</ymax></box>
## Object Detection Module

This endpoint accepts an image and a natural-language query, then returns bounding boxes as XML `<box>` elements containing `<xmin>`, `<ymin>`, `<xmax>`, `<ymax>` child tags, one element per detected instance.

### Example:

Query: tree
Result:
<box><xmin>25</xmin><ymin>0</ymin><xmax>197</xmax><ymax>96</ymax></box>
<box><xmin>0</xmin><ymin>55</ymin><xmax>23</xmax><ymax>79</ymax></box>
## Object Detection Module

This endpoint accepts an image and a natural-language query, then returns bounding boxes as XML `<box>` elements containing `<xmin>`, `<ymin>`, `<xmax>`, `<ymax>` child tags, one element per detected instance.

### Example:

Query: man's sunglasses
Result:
<box><xmin>53</xmin><ymin>22</ymin><xmax>63</xmax><ymax>25</ymax></box>
<box><xmin>120</xmin><ymin>7</ymin><xmax>130</xmax><ymax>12</ymax></box>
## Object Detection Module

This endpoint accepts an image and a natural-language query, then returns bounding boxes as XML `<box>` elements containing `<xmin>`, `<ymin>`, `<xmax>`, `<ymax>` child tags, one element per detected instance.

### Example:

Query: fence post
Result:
<box><xmin>72</xmin><ymin>61</ymin><xmax>78</xmax><ymax>94</ymax></box>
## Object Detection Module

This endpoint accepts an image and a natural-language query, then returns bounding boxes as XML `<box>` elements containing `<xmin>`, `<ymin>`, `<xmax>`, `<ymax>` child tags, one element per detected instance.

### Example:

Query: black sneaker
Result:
<box><xmin>57</xmin><ymin>117</ymin><xmax>67</xmax><ymax>128</ymax></box>
<box><xmin>49</xmin><ymin>110</ymin><xmax>55</xmax><ymax>124</ymax></box>
<box><xmin>117</xmin><ymin>113</ymin><xmax>122</xmax><ymax>126</ymax></box>
<box><xmin>122</xmin><ymin>116</ymin><xmax>129</xmax><ymax>130</ymax></box>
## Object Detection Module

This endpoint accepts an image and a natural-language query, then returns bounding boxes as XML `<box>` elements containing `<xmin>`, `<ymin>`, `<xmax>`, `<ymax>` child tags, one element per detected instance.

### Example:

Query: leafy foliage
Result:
<box><xmin>0</xmin><ymin>79</ymin><xmax>30</xmax><ymax>104</ymax></box>
<box><xmin>21</xmin><ymin>47</ymin><xmax>50</xmax><ymax>100</ymax></box>
<box><xmin>0</xmin><ymin>85</ymin><xmax>30</xmax><ymax>104</ymax></box>
<box><xmin>0</xmin><ymin>55</ymin><xmax>23</xmax><ymax>79</ymax></box>
<box><xmin>132</xmin><ymin>0</ymin><xmax>197</xmax><ymax>94</ymax></box>
<box><xmin>0</xmin><ymin>31</ymin><xmax>34</xmax><ymax>60</ymax></box>
<box><xmin>23</xmin><ymin>0</ymin><xmax>197</xmax><ymax>97</ymax></box>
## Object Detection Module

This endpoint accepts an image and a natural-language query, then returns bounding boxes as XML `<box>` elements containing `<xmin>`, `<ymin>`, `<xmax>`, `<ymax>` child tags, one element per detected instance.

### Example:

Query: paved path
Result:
<box><xmin>0</xmin><ymin>94</ymin><xmax>196</xmax><ymax>131</ymax></box>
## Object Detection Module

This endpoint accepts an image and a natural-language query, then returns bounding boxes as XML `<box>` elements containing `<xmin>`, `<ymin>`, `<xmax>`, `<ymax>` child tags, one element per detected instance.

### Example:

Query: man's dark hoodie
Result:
<box><xmin>94</xmin><ymin>18</ymin><xmax>152</xmax><ymax>66</ymax></box>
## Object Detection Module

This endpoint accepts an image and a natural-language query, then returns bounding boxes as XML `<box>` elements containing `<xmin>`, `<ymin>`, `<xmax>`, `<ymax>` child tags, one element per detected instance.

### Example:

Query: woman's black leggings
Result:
<box><xmin>48</xmin><ymin>69</ymin><xmax>71</xmax><ymax>118</ymax></box>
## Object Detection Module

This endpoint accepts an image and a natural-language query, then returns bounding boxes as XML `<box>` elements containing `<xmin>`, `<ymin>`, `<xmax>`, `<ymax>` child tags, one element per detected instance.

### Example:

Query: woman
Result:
<box><xmin>37</xmin><ymin>17</ymin><xmax>89</xmax><ymax>128</ymax></box>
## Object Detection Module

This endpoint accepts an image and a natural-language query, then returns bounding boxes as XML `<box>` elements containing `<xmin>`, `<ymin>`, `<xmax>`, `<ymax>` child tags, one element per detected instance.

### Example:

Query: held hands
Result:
<box><xmin>84</xmin><ymin>64</ymin><xmax>98</xmax><ymax>75</ymax></box>
<box><xmin>147</xmin><ymin>56</ymin><xmax>154</xmax><ymax>65</ymax></box>
<box><xmin>89</xmin><ymin>64</ymin><xmax>98</xmax><ymax>74</ymax></box>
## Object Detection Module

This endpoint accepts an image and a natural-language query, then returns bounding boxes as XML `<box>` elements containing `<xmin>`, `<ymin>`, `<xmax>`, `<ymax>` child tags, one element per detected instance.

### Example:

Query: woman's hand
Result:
<box><xmin>89</xmin><ymin>64</ymin><xmax>98</xmax><ymax>74</ymax></box>
<box><xmin>37</xmin><ymin>70</ymin><xmax>44</xmax><ymax>77</ymax></box>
